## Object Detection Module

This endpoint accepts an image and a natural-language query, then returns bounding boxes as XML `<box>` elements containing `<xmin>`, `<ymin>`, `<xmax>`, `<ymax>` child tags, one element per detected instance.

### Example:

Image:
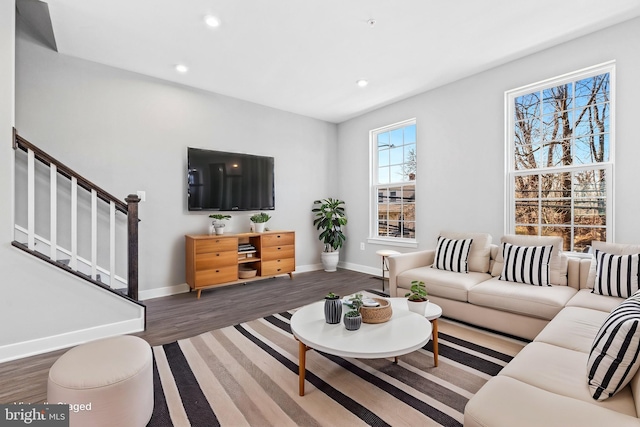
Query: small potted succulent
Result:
<box><xmin>343</xmin><ymin>293</ymin><xmax>363</xmax><ymax>331</ymax></box>
<box><xmin>209</xmin><ymin>213</ymin><xmax>231</xmax><ymax>235</ymax></box>
<box><xmin>405</xmin><ymin>280</ymin><xmax>429</xmax><ymax>316</ymax></box>
<box><xmin>324</xmin><ymin>292</ymin><xmax>342</xmax><ymax>324</ymax></box>
<box><xmin>249</xmin><ymin>212</ymin><xmax>271</xmax><ymax>232</ymax></box>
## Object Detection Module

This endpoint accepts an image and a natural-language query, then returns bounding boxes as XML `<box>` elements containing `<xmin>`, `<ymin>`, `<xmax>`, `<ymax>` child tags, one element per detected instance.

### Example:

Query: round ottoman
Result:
<box><xmin>47</xmin><ymin>335</ymin><xmax>153</xmax><ymax>427</ymax></box>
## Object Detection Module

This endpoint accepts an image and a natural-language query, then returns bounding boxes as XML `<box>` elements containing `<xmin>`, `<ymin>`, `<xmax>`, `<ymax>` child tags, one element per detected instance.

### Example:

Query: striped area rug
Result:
<box><xmin>148</xmin><ymin>304</ymin><xmax>525</xmax><ymax>427</ymax></box>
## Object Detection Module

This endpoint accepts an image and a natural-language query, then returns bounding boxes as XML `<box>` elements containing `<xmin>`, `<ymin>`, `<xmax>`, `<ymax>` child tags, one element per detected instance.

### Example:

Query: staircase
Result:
<box><xmin>11</xmin><ymin>129</ymin><xmax>145</xmax><ymax>317</ymax></box>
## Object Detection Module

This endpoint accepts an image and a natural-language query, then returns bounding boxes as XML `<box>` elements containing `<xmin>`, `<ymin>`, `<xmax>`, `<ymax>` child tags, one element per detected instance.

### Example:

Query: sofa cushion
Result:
<box><xmin>593</xmin><ymin>250</ymin><xmax>640</xmax><ymax>298</ymax></box>
<box><xmin>534</xmin><ymin>307</ymin><xmax>609</xmax><ymax>353</ymax></box>
<box><xmin>491</xmin><ymin>235</ymin><xmax>568</xmax><ymax>286</ymax></box>
<box><xmin>464</xmin><ymin>375</ymin><xmax>640</xmax><ymax>427</ymax></box>
<box><xmin>468</xmin><ymin>276</ymin><xmax>577</xmax><ymax>320</ymax></box>
<box><xmin>566</xmin><ymin>289</ymin><xmax>625</xmax><ymax>312</ymax></box>
<box><xmin>439</xmin><ymin>231</ymin><xmax>491</xmax><ymax>273</ymax></box>
<box><xmin>500</xmin><ymin>342</ymin><xmax>637</xmax><ymax>416</ymax></box>
<box><xmin>588</xmin><ymin>292</ymin><xmax>640</xmax><ymax>401</ymax></box>
<box><xmin>499</xmin><ymin>242</ymin><xmax>552</xmax><ymax>286</ymax></box>
<box><xmin>586</xmin><ymin>241</ymin><xmax>640</xmax><ymax>289</ymax></box>
<box><xmin>432</xmin><ymin>236</ymin><xmax>472</xmax><ymax>273</ymax></box>
<box><xmin>396</xmin><ymin>267</ymin><xmax>490</xmax><ymax>302</ymax></box>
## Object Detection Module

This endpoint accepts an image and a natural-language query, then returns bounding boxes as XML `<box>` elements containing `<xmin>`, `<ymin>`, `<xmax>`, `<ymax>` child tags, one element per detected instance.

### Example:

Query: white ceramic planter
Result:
<box><xmin>253</xmin><ymin>222</ymin><xmax>266</xmax><ymax>233</ymax></box>
<box><xmin>321</xmin><ymin>251</ymin><xmax>340</xmax><ymax>272</ymax></box>
<box><xmin>407</xmin><ymin>299</ymin><xmax>429</xmax><ymax>316</ymax></box>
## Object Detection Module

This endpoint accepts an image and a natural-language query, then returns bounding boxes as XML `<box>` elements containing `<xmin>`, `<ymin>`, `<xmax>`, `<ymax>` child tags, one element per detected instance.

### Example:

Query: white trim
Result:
<box><xmin>110</xmin><ymin>201</ymin><xmax>116</xmax><ymax>287</ymax></box>
<box><xmin>139</xmin><ymin>283</ymin><xmax>190</xmax><ymax>300</ymax></box>
<box><xmin>0</xmin><ymin>318</ymin><xmax>144</xmax><ymax>364</ymax></box>
<box><xmin>70</xmin><ymin>176</ymin><xmax>78</xmax><ymax>270</ymax></box>
<box><xmin>367</xmin><ymin>237</ymin><xmax>418</xmax><ymax>249</ymax></box>
<box><xmin>91</xmin><ymin>189</ymin><xmax>98</xmax><ymax>280</ymax></box>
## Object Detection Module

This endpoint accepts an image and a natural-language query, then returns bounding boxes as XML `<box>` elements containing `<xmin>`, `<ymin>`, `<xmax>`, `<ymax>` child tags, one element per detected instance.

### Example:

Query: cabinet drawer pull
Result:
<box><xmin>216</xmin><ymin>253</ymin><xmax>220</xmax><ymax>256</ymax></box>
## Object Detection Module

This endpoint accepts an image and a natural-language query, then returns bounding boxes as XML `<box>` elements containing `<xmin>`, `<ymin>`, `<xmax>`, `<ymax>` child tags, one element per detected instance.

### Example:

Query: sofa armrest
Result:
<box><xmin>388</xmin><ymin>250</ymin><xmax>435</xmax><ymax>297</ymax></box>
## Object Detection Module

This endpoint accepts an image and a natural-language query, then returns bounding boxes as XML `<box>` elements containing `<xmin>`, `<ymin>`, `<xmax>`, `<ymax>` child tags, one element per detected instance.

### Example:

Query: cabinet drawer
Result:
<box><xmin>195</xmin><ymin>265</ymin><xmax>238</xmax><ymax>287</ymax></box>
<box><xmin>262</xmin><ymin>245</ymin><xmax>295</xmax><ymax>261</ymax></box>
<box><xmin>262</xmin><ymin>233</ymin><xmax>294</xmax><ymax>247</ymax></box>
<box><xmin>195</xmin><ymin>251</ymin><xmax>238</xmax><ymax>269</ymax></box>
<box><xmin>196</xmin><ymin>238</ymin><xmax>237</xmax><ymax>254</ymax></box>
<box><xmin>261</xmin><ymin>258</ymin><xmax>295</xmax><ymax>276</ymax></box>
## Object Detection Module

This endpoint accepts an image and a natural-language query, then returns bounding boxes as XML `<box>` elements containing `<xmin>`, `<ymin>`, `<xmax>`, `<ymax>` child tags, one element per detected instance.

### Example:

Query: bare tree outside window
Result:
<box><xmin>510</xmin><ymin>69</ymin><xmax>612</xmax><ymax>252</ymax></box>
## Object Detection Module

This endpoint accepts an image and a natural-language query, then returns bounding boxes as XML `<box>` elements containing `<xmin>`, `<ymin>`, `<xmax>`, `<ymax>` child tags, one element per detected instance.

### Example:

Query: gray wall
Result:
<box><xmin>338</xmin><ymin>16</ymin><xmax>640</xmax><ymax>267</ymax></box>
<box><xmin>15</xmin><ymin>16</ymin><xmax>338</xmax><ymax>298</ymax></box>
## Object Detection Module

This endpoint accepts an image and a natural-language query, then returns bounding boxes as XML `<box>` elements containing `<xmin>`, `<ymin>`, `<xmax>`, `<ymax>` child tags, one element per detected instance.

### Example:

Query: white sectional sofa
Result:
<box><xmin>388</xmin><ymin>234</ymin><xmax>640</xmax><ymax>426</ymax></box>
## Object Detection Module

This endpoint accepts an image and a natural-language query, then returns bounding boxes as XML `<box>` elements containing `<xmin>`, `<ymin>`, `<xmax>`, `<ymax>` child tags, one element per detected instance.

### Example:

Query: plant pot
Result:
<box><xmin>407</xmin><ymin>299</ymin><xmax>429</xmax><ymax>317</ymax></box>
<box><xmin>214</xmin><ymin>226</ymin><xmax>225</xmax><ymax>235</ymax></box>
<box><xmin>321</xmin><ymin>251</ymin><xmax>340</xmax><ymax>272</ymax></box>
<box><xmin>253</xmin><ymin>222</ymin><xmax>266</xmax><ymax>233</ymax></box>
<box><xmin>343</xmin><ymin>313</ymin><xmax>362</xmax><ymax>331</ymax></box>
<box><xmin>324</xmin><ymin>297</ymin><xmax>342</xmax><ymax>324</ymax></box>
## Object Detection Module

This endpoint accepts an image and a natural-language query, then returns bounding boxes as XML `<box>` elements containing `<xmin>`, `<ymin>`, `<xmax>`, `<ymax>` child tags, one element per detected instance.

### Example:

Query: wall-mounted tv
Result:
<box><xmin>187</xmin><ymin>147</ymin><xmax>275</xmax><ymax>211</ymax></box>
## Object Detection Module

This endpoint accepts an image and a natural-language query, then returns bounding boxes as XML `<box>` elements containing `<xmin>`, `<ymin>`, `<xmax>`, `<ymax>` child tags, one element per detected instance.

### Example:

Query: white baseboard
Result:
<box><xmin>140</xmin><ymin>283</ymin><xmax>191</xmax><ymax>301</ymax></box>
<box><xmin>339</xmin><ymin>261</ymin><xmax>380</xmax><ymax>277</ymax></box>
<box><xmin>0</xmin><ymin>318</ymin><xmax>145</xmax><ymax>364</ymax></box>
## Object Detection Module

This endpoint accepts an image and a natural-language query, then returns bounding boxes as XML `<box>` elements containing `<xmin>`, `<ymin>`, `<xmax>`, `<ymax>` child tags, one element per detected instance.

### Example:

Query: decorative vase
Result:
<box><xmin>253</xmin><ymin>222</ymin><xmax>266</xmax><ymax>233</ymax></box>
<box><xmin>407</xmin><ymin>299</ymin><xmax>429</xmax><ymax>317</ymax></box>
<box><xmin>343</xmin><ymin>314</ymin><xmax>362</xmax><ymax>331</ymax></box>
<box><xmin>321</xmin><ymin>251</ymin><xmax>340</xmax><ymax>272</ymax></box>
<box><xmin>324</xmin><ymin>297</ymin><xmax>342</xmax><ymax>324</ymax></box>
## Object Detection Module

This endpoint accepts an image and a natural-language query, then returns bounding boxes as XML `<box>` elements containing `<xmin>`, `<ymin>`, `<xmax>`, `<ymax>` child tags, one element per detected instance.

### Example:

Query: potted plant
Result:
<box><xmin>405</xmin><ymin>280</ymin><xmax>429</xmax><ymax>316</ymax></box>
<box><xmin>343</xmin><ymin>293</ymin><xmax>363</xmax><ymax>331</ymax></box>
<box><xmin>249</xmin><ymin>212</ymin><xmax>271</xmax><ymax>232</ymax></box>
<box><xmin>312</xmin><ymin>198</ymin><xmax>347</xmax><ymax>272</ymax></box>
<box><xmin>209</xmin><ymin>214</ymin><xmax>231</xmax><ymax>235</ymax></box>
<box><xmin>324</xmin><ymin>292</ymin><xmax>342</xmax><ymax>324</ymax></box>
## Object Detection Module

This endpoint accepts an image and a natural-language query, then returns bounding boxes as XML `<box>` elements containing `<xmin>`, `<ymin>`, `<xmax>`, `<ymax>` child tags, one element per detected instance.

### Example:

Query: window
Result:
<box><xmin>506</xmin><ymin>63</ymin><xmax>614</xmax><ymax>252</ymax></box>
<box><xmin>370</xmin><ymin>119</ymin><xmax>416</xmax><ymax>244</ymax></box>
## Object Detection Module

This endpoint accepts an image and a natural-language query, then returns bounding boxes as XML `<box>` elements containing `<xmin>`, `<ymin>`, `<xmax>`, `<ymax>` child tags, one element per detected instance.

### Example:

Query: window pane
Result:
<box><xmin>403</xmin><ymin>222</ymin><xmax>416</xmax><ymax>239</ymax></box>
<box><xmin>542</xmin><ymin>83</ymin><xmax>573</xmax><ymax>115</ymax></box>
<box><xmin>514</xmin><ymin>144</ymin><xmax>540</xmax><ymax>170</ymax></box>
<box><xmin>516</xmin><ymin>225</ymin><xmax>539</xmax><ymax>235</ymax></box>
<box><xmin>378</xmin><ymin>148</ymin><xmax>390</xmax><ymax>167</ymax></box>
<box><xmin>541</xmin><ymin>199</ymin><xmax>571</xmax><ymax>226</ymax></box>
<box><xmin>515</xmin><ymin>200</ymin><xmax>538</xmax><ymax>224</ymax></box>
<box><xmin>574</xmin><ymin>169</ymin><xmax>606</xmax><ymax>198</ymax></box>
<box><xmin>377</xmin><ymin>132</ymin><xmax>389</xmax><ymax>149</ymax></box>
<box><xmin>389</xmin><ymin>146</ymin><xmax>403</xmax><ymax>165</ymax></box>
<box><xmin>575</xmin><ymin>134</ymin><xmax>609</xmax><ymax>164</ymax></box>
<box><xmin>514</xmin><ymin>93</ymin><xmax>540</xmax><ymax>120</ymax></box>
<box><xmin>390</xmin><ymin>128</ymin><xmax>403</xmax><ymax>147</ymax></box>
<box><xmin>574</xmin><ymin>199</ymin><xmax>606</xmax><ymax>226</ymax></box>
<box><xmin>404</xmin><ymin>124</ymin><xmax>416</xmax><ymax>144</ymax></box>
<box><xmin>378</xmin><ymin>166</ymin><xmax>389</xmax><ymax>184</ymax></box>
<box><xmin>515</xmin><ymin>174</ymin><xmax>538</xmax><ymax>198</ymax></box>
<box><xmin>390</xmin><ymin>165</ymin><xmax>403</xmax><ymax>182</ymax></box>
<box><xmin>575</xmin><ymin>73</ymin><xmax>609</xmax><ymax>108</ymax></box>
<box><xmin>542</xmin><ymin>139</ymin><xmax>571</xmax><ymax>168</ymax></box>
<box><xmin>574</xmin><ymin>105</ymin><xmax>609</xmax><ymax>137</ymax></box>
<box><xmin>515</xmin><ymin>118</ymin><xmax>541</xmax><ymax>145</ymax></box>
<box><xmin>542</xmin><ymin>172</ymin><xmax>571</xmax><ymax>198</ymax></box>
<box><xmin>542</xmin><ymin>226</ymin><xmax>571</xmax><ymax>251</ymax></box>
<box><xmin>574</xmin><ymin>227</ymin><xmax>606</xmax><ymax>253</ymax></box>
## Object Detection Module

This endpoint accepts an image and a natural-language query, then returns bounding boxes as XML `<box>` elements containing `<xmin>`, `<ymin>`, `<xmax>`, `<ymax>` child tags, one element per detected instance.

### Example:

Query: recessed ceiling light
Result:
<box><xmin>357</xmin><ymin>79</ymin><xmax>369</xmax><ymax>87</ymax></box>
<box><xmin>204</xmin><ymin>15</ymin><xmax>220</xmax><ymax>28</ymax></box>
<box><xmin>175</xmin><ymin>64</ymin><xmax>188</xmax><ymax>73</ymax></box>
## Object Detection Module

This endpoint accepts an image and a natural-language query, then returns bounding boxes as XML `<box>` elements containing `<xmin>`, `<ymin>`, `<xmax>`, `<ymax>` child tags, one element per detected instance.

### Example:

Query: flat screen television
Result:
<box><xmin>187</xmin><ymin>147</ymin><xmax>275</xmax><ymax>211</ymax></box>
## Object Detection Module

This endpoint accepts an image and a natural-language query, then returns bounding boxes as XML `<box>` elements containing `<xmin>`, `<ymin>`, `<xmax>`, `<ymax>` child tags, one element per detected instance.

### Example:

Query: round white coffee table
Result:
<box><xmin>291</xmin><ymin>297</ymin><xmax>434</xmax><ymax>396</ymax></box>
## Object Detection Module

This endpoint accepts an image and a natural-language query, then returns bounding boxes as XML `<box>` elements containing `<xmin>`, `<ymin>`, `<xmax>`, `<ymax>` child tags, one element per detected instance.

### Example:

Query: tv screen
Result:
<box><xmin>187</xmin><ymin>148</ymin><xmax>275</xmax><ymax>211</ymax></box>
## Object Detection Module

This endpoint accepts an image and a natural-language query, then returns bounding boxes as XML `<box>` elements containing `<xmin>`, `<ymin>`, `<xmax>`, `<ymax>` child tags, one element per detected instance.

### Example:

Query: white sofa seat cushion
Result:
<box><xmin>534</xmin><ymin>307</ymin><xmax>609</xmax><ymax>353</ymax></box>
<box><xmin>567</xmin><ymin>288</ymin><xmax>624</xmax><ymax>312</ymax></box>
<box><xmin>468</xmin><ymin>276</ymin><xmax>577</xmax><ymax>320</ymax></box>
<box><xmin>499</xmin><ymin>342</ymin><xmax>637</xmax><ymax>416</ymax></box>
<box><xmin>396</xmin><ymin>267</ymin><xmax>491</xmax><ymax>302</ymax></box>
<box><xmin>464</xmin><ymin>375</ymin><xmax>640</xmax><ymax>427</ymax></box>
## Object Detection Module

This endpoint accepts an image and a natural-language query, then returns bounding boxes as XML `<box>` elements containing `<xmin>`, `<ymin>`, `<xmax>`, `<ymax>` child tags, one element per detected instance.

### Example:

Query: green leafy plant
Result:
<box><xmin>312</xmin><ymin>198</ymin><xmax>347</xmax><ymax>252</ymax></box>
<box><xmin>249</xmin><ymin>212</ymin><xmax>271</xmax><ymax>223</ymax></box>
<box><xmin>405</xmin><ymin>280</ymin><xmax>428</xmax><ymax>302</ymax></box>
<box><xmin>344</xmin><ymin>293</ymin><xmax>363</xmax><ymax>317</ymax></box>
<box><xmin>325</xmin><ymin>292</ymin><xmax>340</xmax><ymax>299</ymax></box>
<box><xmin>209</xmin><ymin>214</ymin><xmax>231</xmax><ymax>221</ymax></box>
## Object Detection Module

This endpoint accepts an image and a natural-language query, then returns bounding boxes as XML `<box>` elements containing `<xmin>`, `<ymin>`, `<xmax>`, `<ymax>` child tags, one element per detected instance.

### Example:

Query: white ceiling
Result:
<box><xmin>42</xmin><ymin>0</ymin><xmax>640</xmax><ymax>123</ymax></box>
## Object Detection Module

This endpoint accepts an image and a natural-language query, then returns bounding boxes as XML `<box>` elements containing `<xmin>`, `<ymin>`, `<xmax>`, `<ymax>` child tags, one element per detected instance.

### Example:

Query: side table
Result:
<box><xmin>376</xmin><ymin>249</ymin><xmax>400</xmax><ymax>293</ymax></box>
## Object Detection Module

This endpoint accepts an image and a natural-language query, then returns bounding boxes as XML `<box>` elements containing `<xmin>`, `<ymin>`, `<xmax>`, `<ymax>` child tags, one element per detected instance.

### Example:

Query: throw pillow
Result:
<box><xmin>499</xmin><ymin>242</ymin><xmax>552</xmax><ymax>286</ymax></box>
<box><xmin>588</xmin><ymin>291</ymin><xmax>640</xmax><ymax>401</ymax></box>
<box><xmin>432</xmin><ymin>236</ymin><xmax>473</xmax><ymax>273</ymax></box>
<box><xmin>592</xmin><ymin>250</ymin><xmax>640</xmax><ymax>298</ymax></box>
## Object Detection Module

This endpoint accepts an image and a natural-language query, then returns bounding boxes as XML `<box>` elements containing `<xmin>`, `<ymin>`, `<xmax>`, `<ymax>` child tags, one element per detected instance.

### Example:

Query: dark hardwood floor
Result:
<box><xmin>0</xmin><ymin>269</ymin><xmax>382</xmax><ymax>405</ymax></box>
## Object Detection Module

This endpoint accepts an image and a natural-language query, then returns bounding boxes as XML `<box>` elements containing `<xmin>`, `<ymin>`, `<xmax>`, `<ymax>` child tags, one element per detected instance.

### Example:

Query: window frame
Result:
<box><xmin>368</xmin><ymin>118</ymin><xmax>418</xmax><ymax>248</ymax></box>
<box><xmin>504</xmin><ymin>61</ymin><xmax>615</xmax><ymax>253</ymax></box>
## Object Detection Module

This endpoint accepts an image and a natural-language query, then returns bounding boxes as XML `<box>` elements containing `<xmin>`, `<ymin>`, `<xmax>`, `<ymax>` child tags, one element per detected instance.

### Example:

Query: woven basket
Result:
<box><xmin>360</xmin><ymin>298</ymin><xmax>392</xmax><ymax>324</ymax></box>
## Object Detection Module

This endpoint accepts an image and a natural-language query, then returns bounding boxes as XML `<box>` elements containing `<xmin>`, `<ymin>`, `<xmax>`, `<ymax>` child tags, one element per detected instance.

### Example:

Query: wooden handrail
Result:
<box><xmin>13</xmin><ymin>133</ymin><xmax>128</xmax><ymax>213</ymax></box>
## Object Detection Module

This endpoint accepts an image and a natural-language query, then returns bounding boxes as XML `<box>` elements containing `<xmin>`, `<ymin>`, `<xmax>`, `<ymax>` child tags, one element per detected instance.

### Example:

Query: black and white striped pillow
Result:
<box><xmin>588</xmin><ymin>291</ymin><xmax>640</xmax><ymax>401</ymax></box>
<box><xmin>432</xmin><ymin>236</ymin><xmax>473</xmax><ymax>273</ymax></box>
<box><xmin>592</xmin><ymin>250</ymin><xmax>640</xmax><ymax>298</ymax></box>
<box><xmin>499</xmin><ymin>242</ymin><xmax>552</xmax><ymax>286</ymax></box>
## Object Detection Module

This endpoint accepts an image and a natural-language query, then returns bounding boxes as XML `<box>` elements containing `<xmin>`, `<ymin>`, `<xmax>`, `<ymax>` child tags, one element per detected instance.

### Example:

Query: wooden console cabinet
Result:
<box><xmin>185</xmin><ymin>231</ymin><xmax>295</xmax><ymax>298</ymax></box>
